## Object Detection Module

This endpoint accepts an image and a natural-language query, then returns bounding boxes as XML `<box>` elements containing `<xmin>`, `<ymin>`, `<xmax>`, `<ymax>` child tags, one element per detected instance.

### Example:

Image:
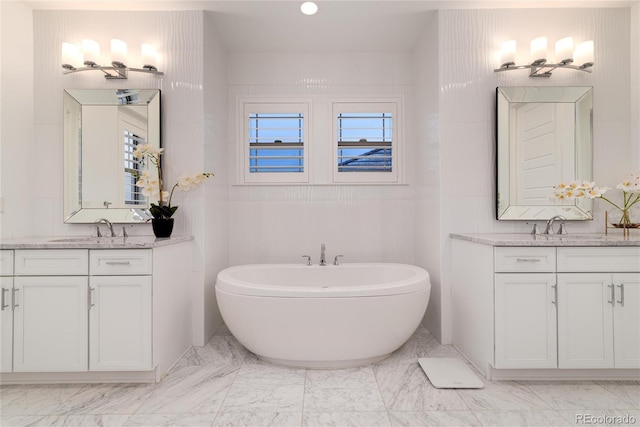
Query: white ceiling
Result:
<box><xmin>24</xmin><ymin>0</ymin><xmax>638</xmax><ymax>52</ymax></box>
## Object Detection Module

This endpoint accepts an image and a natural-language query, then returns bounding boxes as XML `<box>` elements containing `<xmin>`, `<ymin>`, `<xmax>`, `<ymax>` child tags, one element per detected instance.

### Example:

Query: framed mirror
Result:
<box><xmin>63</xmin><ymin>89</ymin><xmax>161</xmax><ymax>223</ymax></box>
<box><xmin>496</xmin><ymin>86</ymin><xmax>593</xmax><ymax>221</ymax></box>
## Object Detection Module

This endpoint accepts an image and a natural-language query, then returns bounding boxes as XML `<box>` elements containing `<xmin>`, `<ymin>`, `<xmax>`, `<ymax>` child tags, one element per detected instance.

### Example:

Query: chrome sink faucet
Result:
<box><xmin>95</xmin><ymin>218</ymin><xmax>115</xmax><ymax>237</ymax></box>
<box><xmin>543</xmin><ymin>215</ymin><xmax>567</xmax><ymax>235</ymax></box>
<box><xmin>320</xmin><ymin>243</ymin><xmax>326</xmax><ymax>266</ymax></box>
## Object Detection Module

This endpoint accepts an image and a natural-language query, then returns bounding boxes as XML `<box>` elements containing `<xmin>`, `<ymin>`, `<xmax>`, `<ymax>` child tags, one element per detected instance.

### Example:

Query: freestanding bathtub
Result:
<box><xmin>215</xmin><ymin>263</ymin><xmax>430</xmax><ymax>368</ymax></box>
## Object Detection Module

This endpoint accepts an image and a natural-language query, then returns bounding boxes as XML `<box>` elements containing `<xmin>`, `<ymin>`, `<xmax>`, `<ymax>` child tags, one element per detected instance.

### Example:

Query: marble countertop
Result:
<box><xmin>0</xmin><ymin>235</ymin><xmax>193</xmax><ymax>249</ymax></box>
<box><xmin>450</xmin><ymin>233</ymin><xmax>640</xmax><ymax>247</ymax></box>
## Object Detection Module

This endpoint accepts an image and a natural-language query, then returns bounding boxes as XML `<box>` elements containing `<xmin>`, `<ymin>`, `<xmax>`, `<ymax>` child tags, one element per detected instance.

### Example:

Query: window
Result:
<box><xmin>242</xmin><ymin>101</ymin><xmax>310</xmax><ymax>183</ymax></box>
<box><xmin>249</xmin><ymin>113</ymin><xmax>304</xmax><ymax>173</ymax></box>
<box><xmin>123</xmin><ymin>130</ymin><xmax>146</xmax><ymax>206</ymax></box>
<box><xmin>333</xmin><ymin>101</ymin><xmax>400</xmax><ymax>183</ymax></box>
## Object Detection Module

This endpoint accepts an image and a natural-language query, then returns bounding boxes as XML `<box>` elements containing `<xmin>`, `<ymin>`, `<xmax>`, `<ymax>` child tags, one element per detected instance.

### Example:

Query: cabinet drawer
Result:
<box><xmin>15</xmin><ymin>250</ymin><xmax>88</xmax><ymax>276</ymax></box>
<box><xmin>557</xmin><ymin>247</ymin><xmax>640</xmax><ymax>272</ymax></box>
<box><xmin>90</xmin><ymin>250</ymin><xmax>152</xmax><ymax>275</ymax></box>
<box><xmin>0</xmin><ymin>250</ymin><xmax>13</xmax><ymax>276</ymax></box>
<box><xmin>495</xmin><ymin>247</ymin><xmax>556</xmax><ymax>272</ymax></box>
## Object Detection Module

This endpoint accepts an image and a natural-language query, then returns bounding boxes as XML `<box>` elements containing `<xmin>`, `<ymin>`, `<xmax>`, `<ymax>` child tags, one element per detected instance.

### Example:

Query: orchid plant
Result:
<box><xmin>549</xmin><ymin>172</ymin><xmax>640</xmax><ymax>226</ymax></box>
<box><xmin>133</xmin><ymin>144</ymin><xmax>213</xmax><ymax>219</ymax></box>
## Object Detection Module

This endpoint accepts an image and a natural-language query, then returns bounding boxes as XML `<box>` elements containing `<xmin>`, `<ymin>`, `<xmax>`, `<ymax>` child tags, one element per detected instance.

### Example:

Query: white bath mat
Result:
<box><xmin>418</xmin><ymin>357</ymin><xmax>484</xmax><ymax>389</ymax></box>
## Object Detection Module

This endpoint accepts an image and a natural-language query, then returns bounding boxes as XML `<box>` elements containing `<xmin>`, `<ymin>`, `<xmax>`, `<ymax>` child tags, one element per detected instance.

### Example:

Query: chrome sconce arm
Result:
<box><xmin>494</xmin><ymin>59</ymin><xmax>593</xmax><ymax>78</ymax></box>
<box><xmin>62</xmin><ymin>63</ymin><xmax>164</xmax><ymax>80</ymax></box>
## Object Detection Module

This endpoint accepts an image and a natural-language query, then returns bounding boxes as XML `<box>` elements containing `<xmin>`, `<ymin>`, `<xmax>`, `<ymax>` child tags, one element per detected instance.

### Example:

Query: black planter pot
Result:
<box><xmin>152</xmin><ymin>218</ymin><xmax>174</xmax><ymax>238</ymax></box>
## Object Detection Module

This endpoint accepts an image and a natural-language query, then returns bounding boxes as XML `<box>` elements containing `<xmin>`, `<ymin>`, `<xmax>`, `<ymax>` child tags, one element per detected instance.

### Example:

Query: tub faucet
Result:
<box><xmin>543</xmin><ymin>215</ymin><xmax>566</xmax><ymax>235</ymax></box>
<box><xmin>95</xmin><ymin>218</ymin><xmax>115</xmax><ymax>237</ymax></box>
<box><xmin>320</xmin><ymin>243</ymin><xmax>326</xmax><ymax>266</ymax></box>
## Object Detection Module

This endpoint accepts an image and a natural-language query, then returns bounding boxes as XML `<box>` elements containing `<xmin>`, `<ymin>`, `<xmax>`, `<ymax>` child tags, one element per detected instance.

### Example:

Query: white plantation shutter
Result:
<box><xmin>249</xmin><ymin>113</ymin><xmax>304</xmax><ymax>173</ymax></box>
<box><xmin>337</xmin><ymin>112</ymin><xmax>393</xmax><ymax>172</ymax></box>
<box><xmin>333</xmin><ymin>101</ymin><xmax>400</xmax><ymax>183</ymax></box>
<box><xmin>243</xmin><ymin>102</ymin><xmax>310</xmax><ymax>184</ymax></box>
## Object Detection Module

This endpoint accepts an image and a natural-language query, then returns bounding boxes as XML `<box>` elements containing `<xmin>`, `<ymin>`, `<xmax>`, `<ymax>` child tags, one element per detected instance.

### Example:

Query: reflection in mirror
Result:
<box><xmin>496</xmin><ymin>86</ymin><xmax>593</xmax><ymax>221</ymax></box>
<box><xmin>63</xmin><ymin>89</ymin><xmax>161</xmax><ymax>223</ymax></box>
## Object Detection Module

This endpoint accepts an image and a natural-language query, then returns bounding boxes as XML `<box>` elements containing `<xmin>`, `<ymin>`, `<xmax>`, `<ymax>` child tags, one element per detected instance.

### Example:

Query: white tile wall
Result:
<box><xmin>634</xmin><ymin>4</ymin><xmax>640</xmax><ymax>170</ymax></box>
<box><xmin>412</xmin><ymin>11</ymin><xmax>443</xmax><ymax>340</ymax></box>
<box><xmin>227</xmin><ymin>52</ymin><xmax>417</xmax><ymax>267</ymax></box>
<box><xmin>0</xmin><ymin>2</ymin><xmax>34</xmax><ymax>238</ymax></box>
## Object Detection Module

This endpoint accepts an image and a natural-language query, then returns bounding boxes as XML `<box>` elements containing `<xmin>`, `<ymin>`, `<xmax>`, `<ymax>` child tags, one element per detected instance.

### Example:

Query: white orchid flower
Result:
<box><xmin>586</xmin><ymin>186</ymin><xmax>608</xmax><ymax>198</ymax></box>
<box><xmin>552</xmin><ymin>174</ymin><xmax>639</xmax><ymax>226</ymax></box>
<box><xmin>177</xmin><ymin>174</ymin><xmax>195</xmax><ymax>190</ymax></box>
<box><xmin>617</xmin><ymin>177</ymin><xmax>640</xmax><ymax>193</ymax></box>
<box><xmin>580</xmin><ymin>181</ymin><xmax>595</xmax><ymax>190</ymax></box>
<box><xmin>141</xmin><ymin>185</ymin><xmax>156</xmax><ymax>197</ymax></box>
<box><xmin>133</xmin><ymin>144</ymin><xmax>164</xmax><ymax>159</ymax></box>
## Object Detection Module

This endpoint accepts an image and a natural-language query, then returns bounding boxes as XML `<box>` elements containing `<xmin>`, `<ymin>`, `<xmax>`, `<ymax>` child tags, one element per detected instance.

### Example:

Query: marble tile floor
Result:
<box><xmin>1</xmin><ymin>325</ymin><xmax>639</xmax><ymax>427</ymax></box>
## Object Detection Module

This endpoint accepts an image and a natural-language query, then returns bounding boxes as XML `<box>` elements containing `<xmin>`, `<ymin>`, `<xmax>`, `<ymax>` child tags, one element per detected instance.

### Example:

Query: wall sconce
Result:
<box><xmin>494</xmin><ymin>36</ymin><xmax>594</xmax><ymax>77</ymax></box>
<box><xmin>61</xmin><ymin>39</ymin><xmax>163</xmax><ymax>79</ymax></box>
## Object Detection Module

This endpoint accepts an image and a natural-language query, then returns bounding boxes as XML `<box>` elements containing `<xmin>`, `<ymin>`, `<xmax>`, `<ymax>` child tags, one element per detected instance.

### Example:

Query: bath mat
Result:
<box><xmin>418</xmin><ymin>357</ymin><xmax>484</xmax><ymax>389</ymax></box>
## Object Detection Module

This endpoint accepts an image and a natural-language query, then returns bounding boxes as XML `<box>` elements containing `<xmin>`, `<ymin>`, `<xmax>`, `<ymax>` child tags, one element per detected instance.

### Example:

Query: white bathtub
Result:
<box><xmin>215</xmin><ymin>263</ymin><xmax>431</xmax><ymax>368</ymax></box>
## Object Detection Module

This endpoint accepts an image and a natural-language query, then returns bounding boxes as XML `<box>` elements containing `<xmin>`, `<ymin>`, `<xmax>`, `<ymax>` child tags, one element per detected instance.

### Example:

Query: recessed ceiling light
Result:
<box><xmin>300</xmin><ymin>1</ymin><xmax>318</xmax><ymax>16</ymax></box>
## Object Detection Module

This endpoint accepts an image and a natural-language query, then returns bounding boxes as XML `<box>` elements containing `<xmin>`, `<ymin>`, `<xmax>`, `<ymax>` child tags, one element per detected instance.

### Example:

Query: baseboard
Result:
<box><xmin>0</xmin><ymin>369</ymin><xmax>157</xmax><ymax>385</ymax></box>
<box><xmin>488</xmin><ymin>366</ymin><xmax>640</xmax><ymax>381</ymax></box>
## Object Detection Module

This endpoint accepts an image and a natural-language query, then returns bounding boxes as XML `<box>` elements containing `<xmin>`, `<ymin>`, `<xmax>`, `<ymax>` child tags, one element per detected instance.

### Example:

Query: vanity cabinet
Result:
<box><xmin>5</xmin><ymin>249</ymin><xmax>152</xmax><ymax>372</ymax></box>
<box><xmin>0</xmin><ymin>237</ymin><xmax>192</xmax><ymax>384</ymax></box>
<box><xmin>10</xmin><ymin>250</ymin><xmax>89</xmax><ymax>372</ymax></box>
<box><xmin>452</xmin><ymin>236</ymin><xmax>640</xmax><ymax>380</ymax></box>
<box><xmin>1</xmin><ymin>250</ymin><xmax>14</xmax><ymax>372</ymax></box>
<box><xmin>557</xmin><ymin>272</ymin><xmax>640</xmax><ymax>369</ymax></box>
<box><xmin>493</xmin><ymin>247</ymin><xmax>558</xmax><ymax>369</ymax></box>
<box><xmin>13</xmin><ymin>276</ymin><xmax>88</xmax><ymax>372</ymax></box>
<box><xmin>557</xmin><ymin>247</ymin><xmax>640</xmax><ymax>369</ymax></box>
<box><xmin>494</xmin><ymin>273</ymin><xmax>558</xmax><ymax>369</ymax></box>
<box><xmin>89</xmin><ymin>250</ymin><xmax>152</xmax><ymax>371</ymax></box>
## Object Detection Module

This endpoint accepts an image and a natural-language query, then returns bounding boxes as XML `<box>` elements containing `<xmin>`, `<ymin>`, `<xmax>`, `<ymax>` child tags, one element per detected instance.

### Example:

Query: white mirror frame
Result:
<box><xmin>63</xmin><ymin>89</ymin><xmax>161</xmax><ymax>223</ymax></box>
<box><xmin>496</xmin><ymin>86</ymin><xmax>593</xmax><ymax>221</ymax></box>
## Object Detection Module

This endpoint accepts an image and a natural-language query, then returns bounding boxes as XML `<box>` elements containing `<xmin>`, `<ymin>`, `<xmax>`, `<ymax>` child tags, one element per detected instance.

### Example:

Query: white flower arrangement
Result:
<box><xmin>550</xmin><ymin>172</ymin><xmax>640</xmax><ymax>226</ymax></box>
<box><xmin>133</xmin><ymin>144</ymin><xmax>213</xmax><ymax>219</ymax></box>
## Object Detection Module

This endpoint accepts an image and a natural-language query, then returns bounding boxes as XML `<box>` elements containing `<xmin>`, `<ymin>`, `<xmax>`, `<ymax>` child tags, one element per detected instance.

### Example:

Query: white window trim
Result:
<box><xmin>332</xmin><ymin>99</ymin><xmax>402</xmax><ymax>184</ymax></box>
<box><xmin>237</xmin><ymin>98</ymin><xmax>311</xmax><ymax>185</ymax></box>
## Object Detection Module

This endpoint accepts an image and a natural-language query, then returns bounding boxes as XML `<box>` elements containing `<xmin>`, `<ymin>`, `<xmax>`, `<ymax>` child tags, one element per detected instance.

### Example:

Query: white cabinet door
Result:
<box><xmin>1</xmin><ymin>277</ymin><xmax>13</xmax><ymax>372</ymax></box>
<box><xmin>89</xmin><ymin>276</ymin><xmax>152</xmax><ymax>371</ymax></box>
<box><xmin>613</xmin><ymin>273</ymin><xmax>640</xmax><ymax>368</ymax></box>
<box><xmin>13</xmin><ymin>276</ymin><xmax>88</xmax><ymax>372</ymax></box>
<box><xmin>495</xmin><ymin>273</ymin><xmax>557</xmax><ymax>368</ymax></box>
<box><xmin>558</xmin><ymin>273</ymin><xmax>614</xmax><ymax>369</ymax></box>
